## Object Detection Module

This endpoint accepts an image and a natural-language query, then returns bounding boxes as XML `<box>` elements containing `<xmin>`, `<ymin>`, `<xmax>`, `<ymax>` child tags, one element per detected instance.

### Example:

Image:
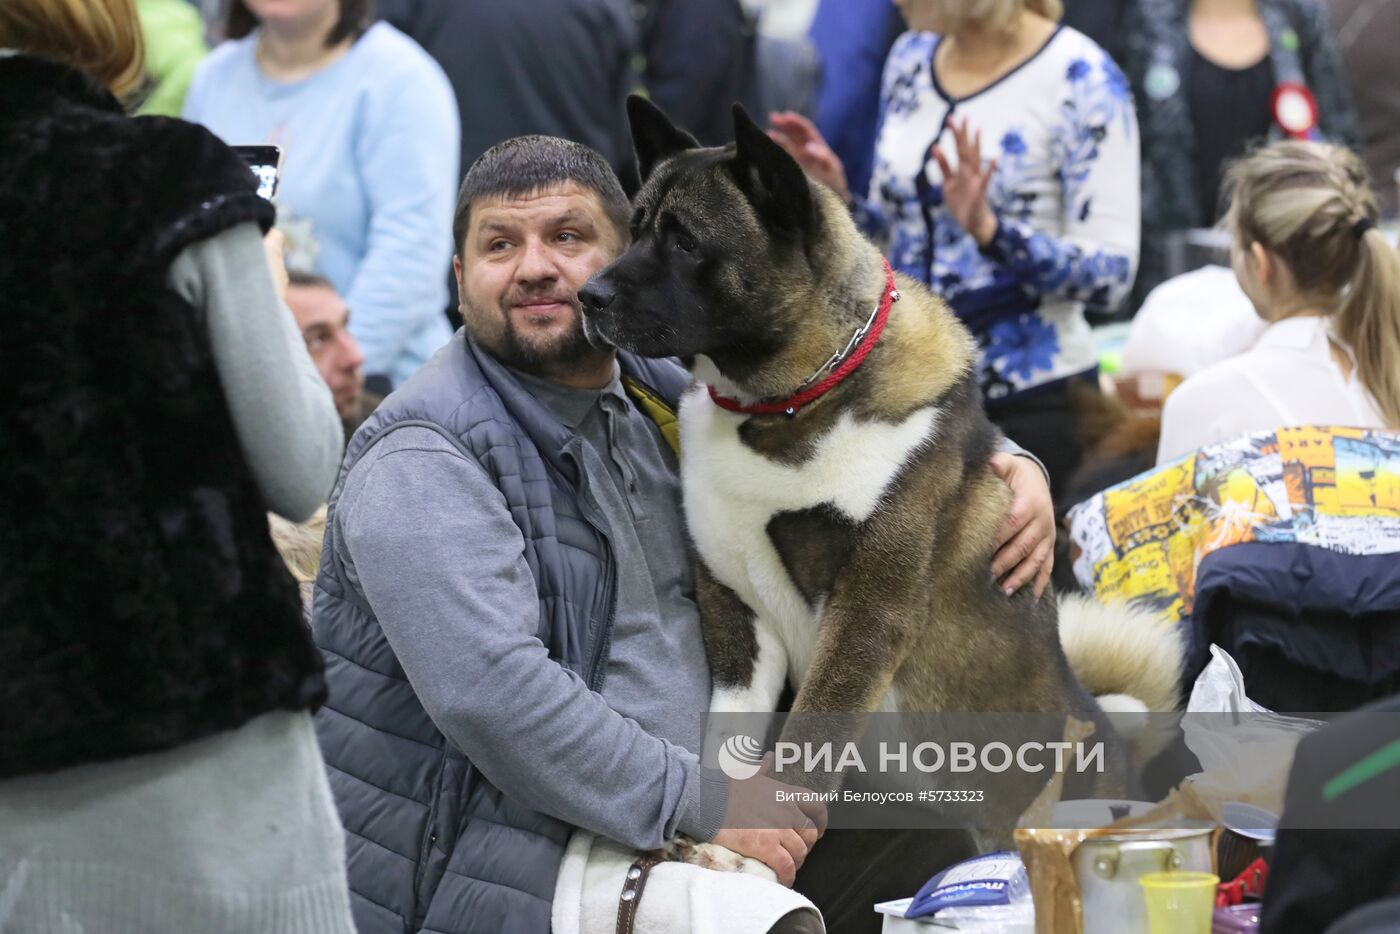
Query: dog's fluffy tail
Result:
<box><xmin>1058</xmin><ymin>594</ymin><xmax>1185</xmax><ymax>763</ymax></box>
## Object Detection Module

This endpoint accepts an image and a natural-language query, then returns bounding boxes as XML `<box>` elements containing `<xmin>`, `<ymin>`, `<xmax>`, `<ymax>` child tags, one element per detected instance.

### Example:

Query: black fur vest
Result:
<box><xmin>0</xmin><ymin>54</ymin><xmax>326</xmax><ymax>778</ymax></box>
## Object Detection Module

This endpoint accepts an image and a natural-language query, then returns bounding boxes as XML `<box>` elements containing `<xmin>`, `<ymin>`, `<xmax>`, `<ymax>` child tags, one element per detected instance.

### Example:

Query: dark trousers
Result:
<box><xmin>767</xmin><ymin>908</ymin><xmax>824</xmax><ymax>934</ymax></box>
<box><xmin>987</xmin><ymin>376</ymin><xmax>1096</xmax><ymax>508</ymax></box>
<box><xmin>792</xmin><ymin>829</ymin><xmax>978</xmax><ymax>934</ymax></box>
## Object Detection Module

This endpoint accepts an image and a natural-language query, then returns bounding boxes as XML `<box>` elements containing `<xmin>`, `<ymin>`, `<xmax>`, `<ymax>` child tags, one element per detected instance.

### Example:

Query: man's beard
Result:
<box><xmin>468</xmin><ymin>293</ymin><xmax>613</xmax><ymax>378</ymax></box>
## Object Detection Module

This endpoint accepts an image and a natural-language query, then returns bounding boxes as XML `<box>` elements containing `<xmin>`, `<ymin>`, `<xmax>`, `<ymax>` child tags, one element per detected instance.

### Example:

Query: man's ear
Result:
<box><xmin>628</xmin><ymin>94</ymin><xmax>699</xmax><ymax>184</ymax></box>
<box><xmin>729</xmin><ymin>103</ymin><xmax>813</xmax><ymax>233</ymax></box>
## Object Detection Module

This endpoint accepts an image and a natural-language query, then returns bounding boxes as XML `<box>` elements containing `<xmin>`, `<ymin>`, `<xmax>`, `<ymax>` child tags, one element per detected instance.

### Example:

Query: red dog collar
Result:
<box><xmin>707</xmin><ymin>259</ymin><xmax>901</xmax><ymax>417</ymax></box>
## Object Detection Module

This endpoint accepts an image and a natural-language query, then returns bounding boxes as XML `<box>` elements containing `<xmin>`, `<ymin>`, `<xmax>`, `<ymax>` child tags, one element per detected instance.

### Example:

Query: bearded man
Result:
<box><xmin>309</xmin><ymin>135</ymin><xmax>1055</xmax><ymax>934</ymax></box>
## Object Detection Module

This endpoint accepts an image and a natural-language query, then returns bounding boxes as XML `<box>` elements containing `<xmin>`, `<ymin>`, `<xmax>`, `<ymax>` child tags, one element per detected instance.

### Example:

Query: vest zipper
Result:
<box><xmin>565</xmin><ymin>445</ymin><xmax>618</xmax><ymax>692</ymax></box>
<box><xmin>586</xmin><ymin>533</ymin><xmax>616</xmax><ymax>691</ymax></box>
<box><xmin>410</xmin><ymin>754</ymin><xmax>449</xmax><ymax>929</ymax></box>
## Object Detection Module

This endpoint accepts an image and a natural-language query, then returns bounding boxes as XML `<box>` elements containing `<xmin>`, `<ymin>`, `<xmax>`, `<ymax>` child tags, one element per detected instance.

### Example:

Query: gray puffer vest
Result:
<box><xmin>311</xmin><ymin>332</ymin><xmax>687</xmax><ymax>934</ymax></box>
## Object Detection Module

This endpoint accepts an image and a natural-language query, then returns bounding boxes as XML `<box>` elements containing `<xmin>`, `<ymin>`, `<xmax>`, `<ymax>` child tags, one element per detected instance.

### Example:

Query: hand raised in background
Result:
<box><xmin>768</xmin><ymin>111</ymin><xmax>852</xmax><ymax>204</ymax></box>
<box><xmin>931</xmin><ymin>117</ymin><xmax>999</xmax><ymax>247</ymax></box>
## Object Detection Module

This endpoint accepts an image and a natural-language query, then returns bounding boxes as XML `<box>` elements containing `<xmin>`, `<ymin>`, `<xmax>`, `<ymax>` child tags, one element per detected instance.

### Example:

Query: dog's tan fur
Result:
<box><xmin>583</xmin><ymin>98</ymin><xmax>1185</xmax><ymax>828</ymax></box>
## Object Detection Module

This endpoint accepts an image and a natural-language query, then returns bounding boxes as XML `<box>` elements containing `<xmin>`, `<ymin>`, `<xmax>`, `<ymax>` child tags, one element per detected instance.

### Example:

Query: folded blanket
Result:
<box><xmin>553</xmin><ymin>832</ymin><xmax>819</xmax><ymax>934</ymax></box>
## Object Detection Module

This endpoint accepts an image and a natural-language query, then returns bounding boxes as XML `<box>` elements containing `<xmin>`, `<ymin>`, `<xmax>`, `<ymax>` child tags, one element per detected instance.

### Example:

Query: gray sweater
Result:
<box><xmin>331</xmin><ymin>410</ymin><xmax>724</xmax><ymax>851</ymax></box>
<box><xmin>0</xmin><ymin>225</ymin><xmax>353</xmax><ymax>934</ymax></box>
<box><xmin>168</xmin><ymin>222</ymin><xmax>343</xmax><ymax>520</ymax></box>
<box><xmin>511</xmin><ymin>364</ymin><xmax>710</xmax><ymax>757</ymax></box>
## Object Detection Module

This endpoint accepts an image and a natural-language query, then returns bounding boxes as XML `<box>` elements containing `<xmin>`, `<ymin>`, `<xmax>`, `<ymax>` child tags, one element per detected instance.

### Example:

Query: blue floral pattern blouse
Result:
<box><xmin>855</xmin><ymin>26</ymin><xmax>1140</xmax><ymax>402</ymax></box>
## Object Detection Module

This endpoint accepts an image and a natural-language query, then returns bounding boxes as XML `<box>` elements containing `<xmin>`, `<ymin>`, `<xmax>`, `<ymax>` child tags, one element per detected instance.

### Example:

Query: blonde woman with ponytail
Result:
<box><xmin>1157</xmin><ymin>141</ymin><xmax>1400</xmax><ymax>463</ymax></box>
<box><xmin>771</xmin><ymin>0</ymin><xmax>1141</xmax><ymax>496</ymax></box>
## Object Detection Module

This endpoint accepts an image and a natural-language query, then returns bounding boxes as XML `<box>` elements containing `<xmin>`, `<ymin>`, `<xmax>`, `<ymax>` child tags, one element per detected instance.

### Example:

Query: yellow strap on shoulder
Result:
<box><xmin>622</xmin><ymin>376</ymin><xmax>681</xmax><ymax>456</ymax></box>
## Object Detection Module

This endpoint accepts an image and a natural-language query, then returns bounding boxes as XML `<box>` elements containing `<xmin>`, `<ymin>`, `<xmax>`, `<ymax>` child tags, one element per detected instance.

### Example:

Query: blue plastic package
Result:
<box><xmin>904</xmin><ymin>851</ymin><xmax>1030</xmax><ymax>919</ymax></box>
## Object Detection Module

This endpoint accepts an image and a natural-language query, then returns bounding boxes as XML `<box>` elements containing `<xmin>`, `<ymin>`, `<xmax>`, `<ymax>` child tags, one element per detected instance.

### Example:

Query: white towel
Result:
<box><xmin>553</xmin><ymin>832</ymin><xmax>820</xmax><ymax>934</ymax></box>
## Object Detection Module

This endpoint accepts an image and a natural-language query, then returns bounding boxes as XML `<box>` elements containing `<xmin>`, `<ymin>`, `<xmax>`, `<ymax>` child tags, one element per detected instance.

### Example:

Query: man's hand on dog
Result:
<box><xmin>990</xmin><ymin>453</ymin><xmax>1055</xmax><ymax>599</ymax></box>
<box><xmin>712</xmin><ymin>755</ymin><xmax>827</xmax><ymax>886</ymax></box>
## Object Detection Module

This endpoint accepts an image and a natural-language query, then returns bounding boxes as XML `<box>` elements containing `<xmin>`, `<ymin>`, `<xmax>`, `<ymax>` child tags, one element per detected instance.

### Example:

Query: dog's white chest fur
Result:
<box><xmin>680</xmin><ymin>385</ymin><xmax>939</xmax><ymax>695</ymax></box>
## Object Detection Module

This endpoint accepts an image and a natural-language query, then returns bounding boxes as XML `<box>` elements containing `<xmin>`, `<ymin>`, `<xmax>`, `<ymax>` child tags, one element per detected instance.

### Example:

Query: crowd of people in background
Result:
<box><xmin>127</xmin><ymin>0</ymin><xmax>1400</xmax><ymax>506</ymax></box>
<box><xmin>4</xmin><ymin>0</ymin><xmax>1400</xmax><ymax>932</ymax></box>
<box><xmin>183</xmin><ymin>0</ymin><xmax>459</xmax><ymax>388</ymax></box>
<box><xmin>778</xmin><ymin>0</ymin><xmax>1141</xmax><ymax>493</ymax></box>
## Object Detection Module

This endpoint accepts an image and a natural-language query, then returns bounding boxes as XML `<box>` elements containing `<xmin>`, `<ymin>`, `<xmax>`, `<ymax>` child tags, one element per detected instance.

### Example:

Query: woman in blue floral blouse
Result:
<box><xmin>771</xmin><ymin>0</ymin><xmax>1140</xmax><ymax>494</ymax></box>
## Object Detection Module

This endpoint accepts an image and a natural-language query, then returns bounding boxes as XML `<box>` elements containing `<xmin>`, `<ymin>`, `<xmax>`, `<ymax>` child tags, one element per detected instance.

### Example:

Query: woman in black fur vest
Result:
<box><xmin>0</xmin><ymin>1</ymin><xmax>353</xmax><ymax>930</ymax></box>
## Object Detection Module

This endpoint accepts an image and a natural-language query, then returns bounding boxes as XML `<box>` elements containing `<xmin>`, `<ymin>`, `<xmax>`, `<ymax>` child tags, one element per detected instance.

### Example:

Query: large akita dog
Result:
<box><xmin>579</xmin><ymin>98</ymin><xmax>1180</xmax><ymax>826</ymax></box>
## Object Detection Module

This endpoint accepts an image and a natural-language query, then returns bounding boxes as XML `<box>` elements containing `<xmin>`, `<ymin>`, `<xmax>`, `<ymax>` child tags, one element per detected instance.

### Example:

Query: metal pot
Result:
<box><xmin>1072</xmin><ymin>825</ymin><xmax>1215</xmax><ymax>934</ymax></box>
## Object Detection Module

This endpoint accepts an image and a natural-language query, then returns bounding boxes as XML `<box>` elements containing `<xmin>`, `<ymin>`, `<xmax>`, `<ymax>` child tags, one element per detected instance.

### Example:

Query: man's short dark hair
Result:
<box><xmin>225</xmin><ymin>0</ymin><xmax>372</xmax><ymax>46</ymax></box>
<box><xmin>287</xmin><ymin>270</ymin><xmax>334</xmax><ymax>291</ymax></box>
<box><xmin>453</xmin><ymin>136</ymin><xmax>631</xmax><ymax>254</ymax></box>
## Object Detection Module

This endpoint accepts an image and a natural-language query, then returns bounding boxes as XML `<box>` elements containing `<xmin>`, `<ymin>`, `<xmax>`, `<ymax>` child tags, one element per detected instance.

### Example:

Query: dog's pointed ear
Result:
<box><xmin>730</xmin><ymin>103</ymin><xmax>813</xmax><ymax>232</ymax></box>
<box><xmin>628</xmin><ymin>94</ymin><xmax>698</xmax><ymax>184</ymax></box>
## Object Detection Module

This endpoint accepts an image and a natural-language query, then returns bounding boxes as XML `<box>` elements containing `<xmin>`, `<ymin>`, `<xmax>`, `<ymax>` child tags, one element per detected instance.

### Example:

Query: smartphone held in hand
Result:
<box><xmin>231</xmin><ymin>145</ymin><xmax>283</xmax><ymax>200</ymax></box>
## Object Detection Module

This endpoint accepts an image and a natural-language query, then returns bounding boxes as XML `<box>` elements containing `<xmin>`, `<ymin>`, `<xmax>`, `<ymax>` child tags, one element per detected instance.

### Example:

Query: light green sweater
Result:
<box><xmin>135</xmin><ymin>0</ymin><xmax>208</xmax><ymax>117</ymax></box>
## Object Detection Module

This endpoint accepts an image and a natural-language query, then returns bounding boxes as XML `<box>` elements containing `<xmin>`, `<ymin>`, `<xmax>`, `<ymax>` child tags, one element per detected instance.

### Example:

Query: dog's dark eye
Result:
<box><xmin>674</xmin><ymin>231</ymin><xmax>698</xmax><ymax>253</ymax></box>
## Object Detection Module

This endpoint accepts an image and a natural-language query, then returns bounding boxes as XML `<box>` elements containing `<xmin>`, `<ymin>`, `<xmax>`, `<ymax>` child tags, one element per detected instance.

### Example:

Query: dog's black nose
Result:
<box><xmin>579</xmin><ymin>278</ymin><xmax>616</xmax><ymax>311</ymax></box>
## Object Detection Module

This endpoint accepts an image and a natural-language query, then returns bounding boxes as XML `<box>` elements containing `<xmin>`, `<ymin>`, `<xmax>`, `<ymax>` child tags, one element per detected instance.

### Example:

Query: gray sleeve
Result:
<box><xmin>996</xmin><ymin>435</ymin><xmax>1049</xmax><ymax>482</ymax></box>
<box><xmin>167</xmin><ymin>223</ymin><xmax>344</xmax><ymax>521</ymax></box>
<box><xmin>335</xmin><ymin>428</ymin><xmax>726</xmax><ymax>849</ymax></box>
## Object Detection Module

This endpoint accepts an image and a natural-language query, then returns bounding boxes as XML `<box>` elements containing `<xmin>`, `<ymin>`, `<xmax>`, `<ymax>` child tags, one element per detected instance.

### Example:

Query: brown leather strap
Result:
<box><xmin>616</xmin><ymin>855</ymin><xmax>663</xmax><ymax>934</ymax></box>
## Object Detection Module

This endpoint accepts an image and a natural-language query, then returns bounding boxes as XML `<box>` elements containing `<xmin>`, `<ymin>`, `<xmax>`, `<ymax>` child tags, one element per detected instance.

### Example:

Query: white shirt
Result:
<box><xmin>1156</xmin><ymin>315</ymin><xmax>1387</xmax><ymax>464</ymax></box>
<box><xmin>1120</xmin><ymin>266</ymin><xmax>1266</xmax><ymax>379</ymax></box>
